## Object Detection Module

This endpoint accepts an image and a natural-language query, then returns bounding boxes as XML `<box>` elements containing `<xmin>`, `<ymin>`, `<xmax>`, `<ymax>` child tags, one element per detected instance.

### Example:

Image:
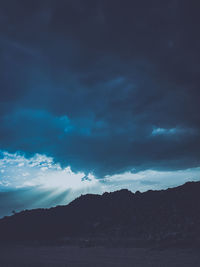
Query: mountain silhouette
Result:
<box><xmin>0</xmin><ymin>181</ymin><xmax>200</xmax><ymax>246</ymax></box>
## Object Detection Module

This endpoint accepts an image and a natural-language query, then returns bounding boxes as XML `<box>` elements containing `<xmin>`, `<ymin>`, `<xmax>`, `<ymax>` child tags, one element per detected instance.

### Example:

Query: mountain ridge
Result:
<box><xmin>0</xmin><ymin>181</ymin><xmax>200</xmax><ymax>246</ymax></box>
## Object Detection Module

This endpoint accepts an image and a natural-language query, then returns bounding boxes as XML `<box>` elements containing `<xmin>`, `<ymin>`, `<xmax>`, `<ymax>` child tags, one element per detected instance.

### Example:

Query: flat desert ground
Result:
<box><xmin>0</xmin><ymin>245</ymin><xmax>200</xmax><ymax>267</ymax></box>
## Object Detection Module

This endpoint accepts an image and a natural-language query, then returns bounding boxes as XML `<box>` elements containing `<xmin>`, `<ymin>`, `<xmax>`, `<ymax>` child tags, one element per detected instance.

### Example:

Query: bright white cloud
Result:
<box><xmin>152</xmin><ymin>127</ymin><xmax>179</xmax><ymax>136</ymax></box>
<box><xmin>0</xmin><ymin>151</ymin><xmax>98</xmax><ymax>190</ymax></box>
<box><xmin>151</xmin><ymin>126</ymin><xmax>197</xmax><ymax>136</ymax></box>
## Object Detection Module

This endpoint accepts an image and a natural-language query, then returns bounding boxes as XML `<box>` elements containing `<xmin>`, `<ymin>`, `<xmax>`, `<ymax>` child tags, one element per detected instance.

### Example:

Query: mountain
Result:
<box><xmin>0</xmin><ymin>181</ymin><xmax>200</xmax><ymax>246</ymax></box>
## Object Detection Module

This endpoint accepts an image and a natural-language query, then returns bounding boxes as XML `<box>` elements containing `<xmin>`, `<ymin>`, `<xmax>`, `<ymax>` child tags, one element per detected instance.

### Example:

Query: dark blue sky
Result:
<box><xmin>0</xmin><ymin>0</ymin><xmax>200</xmax><ymax>215</ymax></box>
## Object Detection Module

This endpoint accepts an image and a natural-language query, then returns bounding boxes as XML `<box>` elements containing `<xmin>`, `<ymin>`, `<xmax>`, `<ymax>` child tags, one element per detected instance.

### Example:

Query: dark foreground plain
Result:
<box><xmin>0</xmin><ymin>245</ymin><xmax>200</xmax><ymax>267</ymax></box>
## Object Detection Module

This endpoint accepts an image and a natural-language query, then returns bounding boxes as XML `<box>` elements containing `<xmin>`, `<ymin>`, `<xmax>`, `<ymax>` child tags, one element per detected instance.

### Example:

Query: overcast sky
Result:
<box><xmin>0</xmin><ymin>0</ymin><xmax>200</xmax><ymax>217</ymax></box>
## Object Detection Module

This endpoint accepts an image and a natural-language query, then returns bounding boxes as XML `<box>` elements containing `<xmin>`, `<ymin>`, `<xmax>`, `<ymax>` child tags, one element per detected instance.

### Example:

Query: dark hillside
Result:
<box><xmin>0</xmin><ymin>182</ymin><xmax>200</xmax><ymax>246</ymax></box>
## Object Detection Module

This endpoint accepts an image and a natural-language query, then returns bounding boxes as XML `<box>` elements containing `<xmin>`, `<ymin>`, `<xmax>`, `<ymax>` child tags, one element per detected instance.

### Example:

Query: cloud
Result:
<box><xmin>0</xmin><ymin>150</ymin><xmax>98</xmax><ymax>190</ymax></box>
<box><xmin>0</xmin><ymin>0</ymin><xmax>200</xmax><ymax>177</ymax></box>
<box><xmin>152</xmin><ymin>127</ymin><xmax>177</xmax><ymax>136</ymax></box>
<box><xmin>151</xmin><ymin>127</ymin><xmax>198</xmax><ymax>136</ymax></box>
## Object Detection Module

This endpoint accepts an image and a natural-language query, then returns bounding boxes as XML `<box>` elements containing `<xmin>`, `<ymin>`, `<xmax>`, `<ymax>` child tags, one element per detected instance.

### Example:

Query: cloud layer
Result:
<box><xmin>0</xmin><ymin>0</ymin><xmax>200</xmax><ymax>178</ymax></box>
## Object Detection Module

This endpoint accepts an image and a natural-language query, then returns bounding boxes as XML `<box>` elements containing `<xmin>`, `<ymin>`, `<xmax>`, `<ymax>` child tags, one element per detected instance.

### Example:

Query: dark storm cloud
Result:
<box><xmin>0</xmin><ymin>0</ymin><xmax>200</xmax><ymax>177</ymax></box>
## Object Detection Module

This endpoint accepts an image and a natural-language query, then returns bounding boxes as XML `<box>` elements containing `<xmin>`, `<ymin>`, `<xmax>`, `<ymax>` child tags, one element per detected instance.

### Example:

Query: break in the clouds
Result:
<box><xmin>0</xmin><ymin>0</ymin><xmax>200</xmax><ymax>193</ymax></box>
<box><xmin>0</xmin><ymin>150</ymin><xmax>97</xmax><ymax>189</ymax></box>
<box><xmin>0</xmin><ymin>150</ymin><xmax>101</xmax><ymax>217</ymax></box>
<box><xmin>1</xmin><ymin>150</ymin><xmax>198</xmax><ymax>192</ymax></box>
<box><xmin>0</xmin><ymin>150</ymin><xmax>199</xmax><ymax>217</ymax></box>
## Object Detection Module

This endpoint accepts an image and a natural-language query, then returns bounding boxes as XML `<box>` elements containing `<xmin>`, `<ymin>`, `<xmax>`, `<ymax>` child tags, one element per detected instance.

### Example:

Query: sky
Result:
<box><xmin>0</xmin><ymin>0</ymin><xmax>200</xmax><ymax>217</ymax></box>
